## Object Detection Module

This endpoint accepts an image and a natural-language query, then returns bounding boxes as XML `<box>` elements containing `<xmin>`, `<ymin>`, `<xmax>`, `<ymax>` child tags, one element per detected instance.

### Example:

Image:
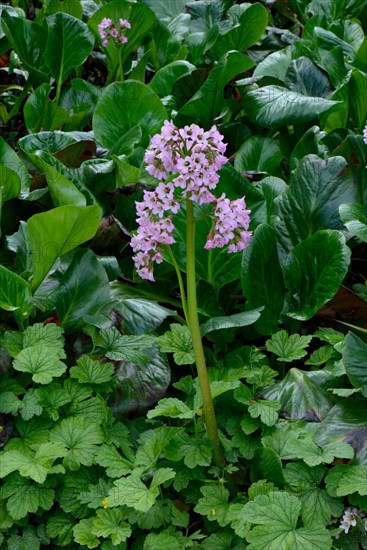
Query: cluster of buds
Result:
<box><xmin>131</xmin><ymin>121</ymin><xmax>252</xmax><ymax>281</ymax></box>
<box><xmin>98</xmin><ymin>17</ymin><xmax>131</xmax><ymax>48</ymax></box>
<box><xmin>363</xmin><ymin>124</ymin><xmax>367</xmax><ymax>144</ymax></box>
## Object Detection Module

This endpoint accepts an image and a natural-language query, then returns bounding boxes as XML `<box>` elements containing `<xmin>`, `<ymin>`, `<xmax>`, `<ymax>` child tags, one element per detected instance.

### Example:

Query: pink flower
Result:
<box><xmin>98</xmin><ymin>18</ymin><xmax>130</xmax><ymax>47</ymax></box>
<box><xmin>132</xmin><ymin>121</ymin><xmax>252</xmax><ymax>280</ymax></box>
<box><xmin>363</xmin><ymin>124</ymin><xmax>367</xmax><ymax>144</ymax></box>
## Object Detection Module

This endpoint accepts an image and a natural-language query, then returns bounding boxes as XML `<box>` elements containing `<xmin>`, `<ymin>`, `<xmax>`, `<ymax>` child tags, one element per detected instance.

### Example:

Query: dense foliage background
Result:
<box><xmin>0</xmin><ymin>0</ymin><xmax>366</xmax><ymax>548</ymax></box>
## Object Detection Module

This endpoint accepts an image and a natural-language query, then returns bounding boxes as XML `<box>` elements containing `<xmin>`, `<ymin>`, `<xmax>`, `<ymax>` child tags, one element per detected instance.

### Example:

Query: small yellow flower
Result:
<box><xmin>102</xmin><ymin>497</ymin><xmax>109</xmax><ymax>509</ymax></box>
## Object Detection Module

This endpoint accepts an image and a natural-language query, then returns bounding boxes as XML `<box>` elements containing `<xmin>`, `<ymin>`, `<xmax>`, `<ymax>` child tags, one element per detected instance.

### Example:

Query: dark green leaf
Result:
<box><xmin>0</xmin><ymin>265</ymin><xmax>32</xmax><ymax>319</ymax></box>
<box><xmin>339</xmin><ymin>203</ymin><xmax>367</xmax><ymax>243</ymax></box>
<box><xmin>0</xmin><ymin>164</ymin><xmax>21</xmax><ymax>203</ymax></box>
<box><xmin>245</xmin><ymin>85</ymin><xmax>340</xmax><ymax>129</ymax></box>
<box><xmin>234</xmin><ymin>136</ymin><xmax>282</xmax><ymax>175</ymax></box>
<box><xmin>150</xmin><ymin>61</ymin><xmax>195</xmax><ymax>97</ymax></box>
<box><xmin>93</xmin><ymin>81</ymin><xmax>166</xmax><ymax>150</ymax></box>
<box><xmin>200</xmin><ymin>309</ymin><xmax>262</xmax><ymax>337</ymax></box>
<box><xmin>284</xmin><ymin>230</ymin><xmax>351</xmax><ymax>320</ymax></box>
<box><xmin>23</xmin><ymin>84</ymin><xmax>70</xmax><ymax>133</ymax></box>
<box><xmin>343</xmin><ymin>332</ymin><xmax>367</xmax><ymax>396</ymax></box>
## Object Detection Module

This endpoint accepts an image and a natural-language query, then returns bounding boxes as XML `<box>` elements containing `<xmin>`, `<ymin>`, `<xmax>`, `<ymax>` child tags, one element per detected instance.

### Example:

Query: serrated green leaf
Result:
<box><xmin>78</xmin><ymin>478</ymin><xmax>113</xmax><ymax>509</ymax></box>
<box><xmin>227</xmin><ymin>503</ymin><xmax>251</xmax><ymax>538</ymax></box>
<box><xmin>50</xmin><ymin>417</ymin><xmax>104</xmax><ymax>470</ymax></box>
<box><xmin>144</xmin><ymin>532</ymin><xmax>183</xmax><ymax>550</ymax></box>
<box><xmin>73</xmin><ymin>518</ymin><xmax>100</xmax><ymax>548</ymax></box>
<box><xmin>248</xmin><ymin>400</ymin><xmax>280</xmax><ymax>427</ymax></box>
<box><xmin>2</xmin><ymin>473</ymin><xmax>54</xmax><ymax>521</ymax></box>
<box><xmin>150</xmin><ymin>468</ymin><xmax>176</xmax><ymax>490</ymax></box>
<box><xmin>248</xmin><ymin>480</ymin><xmax>276</xmax><ymax>501</ymax></box>
<box><xmin>325</xmin><ymin>465</ymin><xmax>367</xmax><ymax>497</ymax></box>
<box><xmin>91</xmin><ymin>509</ymin><xmax>131</xmax><ymax>546</ymax></box>
<box><xmin>13</xmin><ymin>345</ymin><xmax>67</xmax><ymax>384</ymax></box>
<box><xmin>46</xmin><ymin>511</ymin><xmax>75</xmax><ymax>547</ymax></box>
<box><xmin>94</xmin><ymin>445</ymin><xmax>132</xmax><ymax>478</ymax></box>
<box><xmin>0</xmin><ymin>391</ymin><xmax>21</xmax><ymax>415</ymax></box>
<box><xmin>22</xmin><ymin>323</ymin><xmax>64</xmax><ymax>355</ymax></box>
<box><xmin>147</xmin><ymin>398</ymin><xmax>195</xmax><ymax>420</ymax></box>
<box><xmin>194</xmin><ymin>485</ymin><xmax>230</xmax><ymax>527</ymax></box>
<box><xmin>100</xmin><ymin>327</ymin><xmax>156</xmax><ymax>364</ymax></box>
<box><xmin>286</xmin><ymin>438</ymin><xmax>354</xmax><ymax>467</ymax></box>
<box><xmin>35</xmin><ymin>384</ymin><xmax>71</xmax><ymax>421</ymax></box>
<box><xmin>0</xmin><ymin>441</ymin><xmax>66</xmax><ymax>483</ymax></box>
<box><xmin>70</xmin><ymin>355</ymin><xmax>115</xmax><ymax>385</ymax></box>
<box><xmin>158</xmin><ymin>324</ymin><xmax>195</xmax><ymax>365</ymax></box>
<box><xmin>300</xmin><ymin>488</ymin><xmax>343</xmax><ymax>528</ymax></box>
<box><xmin>266</xmin><ymin>330</ymin><xmax>312</xmax><ymax>362</ymax></box>
<box><xmin>242</xmin><ymin>491</ymin><xmax>332</xmax><ymax>549</ymax></box>
<box><xmin>165</xmin><ymin>431</ymin><xmax>213</xmax><ymax>468</ymax></box>
<box><xmin>108</xmin><ymin>473</ymin><xmax>157</xmax><ymax>512</ymax></box>
<box><xmin>305</xmin><ymin>345</ymin><xmax>335</xmax><ymax>366</ymax></box>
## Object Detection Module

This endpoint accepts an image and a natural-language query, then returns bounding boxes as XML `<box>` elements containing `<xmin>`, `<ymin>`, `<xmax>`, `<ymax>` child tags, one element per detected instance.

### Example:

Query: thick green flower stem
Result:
<box><xmin>185</xmin><ymin>200</ymin><xmax>225</xmax><ymax>467</ymax></box>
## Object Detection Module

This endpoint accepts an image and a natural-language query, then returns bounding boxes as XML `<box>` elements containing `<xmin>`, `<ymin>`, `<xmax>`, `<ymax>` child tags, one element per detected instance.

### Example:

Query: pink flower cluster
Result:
<box><xmin>98</xmin><ymin>17</ymin><xmax>131</xmax><ymax>48</ymax></box>
<box><xmin>205</xmin><ymin>194</ymin><xmax>251</xmax><ymax>253</ymax></box>
<box><xmin>363</xmin><ymin>124</ymin><xmax>367</xmax><ymax>144</ymax></box>
<box><xmin>131</xmin><ymin>121</ymin><xmax>252</xmax><ymax>281</ymax></box>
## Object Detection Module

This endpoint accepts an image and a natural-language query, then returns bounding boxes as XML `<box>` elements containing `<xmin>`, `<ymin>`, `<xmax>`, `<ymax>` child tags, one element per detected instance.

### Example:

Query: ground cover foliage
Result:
<box><xmin>0</xmin><ymin>0</ymin><xmax>367</xmax><ymax>548</ymax></box>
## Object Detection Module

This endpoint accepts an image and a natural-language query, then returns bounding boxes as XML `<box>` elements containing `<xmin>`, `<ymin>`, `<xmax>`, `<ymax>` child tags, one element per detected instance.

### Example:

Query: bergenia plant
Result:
<box><xmin>97</xmin><ymin>17</ymin><xmax>131</xmax><ymax>81</ymax></box>
<box><xmin>131</xmin><ymin>121</ymin><xmax>252</xmax><ymax>464</ymax></box>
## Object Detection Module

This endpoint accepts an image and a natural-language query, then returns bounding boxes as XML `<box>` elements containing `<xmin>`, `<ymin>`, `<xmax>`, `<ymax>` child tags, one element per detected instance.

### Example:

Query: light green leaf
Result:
<box><xmin>245</xmin><ymin>85</ymin><xmax>340</xmax><ymax>129</ymax></box>
<box><xmin>78</xmin><ymin>478</ymin><xmax>113</xmax><ymax>509</ymax></box>
<box><xmin>0</xmin><ymin>136</ymin><xmax>30</xmax><ymax>194</ymax></box>
<box><xmin>266</xmin><ymin>330</ymin><xmax>312</xmax><ymax>362</ymax></box>
<box><xmin>325</xmin><ymin>465</ymin><xmax>367</xmax><ymax>497</ymax></box>
<box><xmin>200</xmin><ymin>309</ymin><xmax>262</xmax><ymax>337</ymax></box>
<box><xmin>18</xmin><ymin>390</ymin><xmax>43</xmax><ymax>420</ymax></box>
<box><xmin>27</xmin><ymin>205</ymin><xmax>101</xmax><ymax>290</ymax></box>
<box><xmin>248</xmin><ymin>400</ymin><xmax>280</xmax><ymax>427</ymax></box>
<box><xmin>0</xmin><ymin>442</ymin><xmax>66</xmax><ymax>483</ymax></box>
<box><xmin>150</xmin><ymin>60</ymin><xmax>195</xmax><ymax>97</ymax></box>
<box><xmin>22</xmin><ymin>323</ymin><xmax>64</xmax><ymax>355</ymax></box>
<box><xmin>143</xmin><ymin>532</ymin><xmax>183</xmax><ymax>550</ymax></box>
<box><xmin>305</xmin><ymin>345</ymin><xmax>335</xmax><ymax>366</ymax></box>
<box><xmin>108</xmin><ymin>473</ymin><xmax>157</xmax><ymax>512</ymax></box>
<box><xmin>339</xmin><ymin>204</ymin><xmax>367</xmax><ymax>242</ymax></box>
<box><xmin>0</xmin><ymin>265</ymin><xmax>32</xmax><ymax>318</ymax></box>
<box><xmin>2</xmin><ymin>473</ymin><xmax>54</xmax><ymax>521</ymax></box>
<box><xmin>50</xmin><ymin>417</ymin><xmax>105</xmax><ymax>470</ymax></box>
<box><xmin>92</xmin><ymin>508</ymin><xmax>131</xmax><ymax>545</ymax></box>
<box><xmin>70</xmin><ymin>355</ymin><xmax>115</xmax><ymax>385</ymax></box>
<box><xmin>194</xmin><ymin>485</ymin><xmax>230</xmax><ymax>527</ymax></box>
<box><xmin>43</xmin><ymin>162</ymin><xmax>86</xmax><ymax>207</ymax></box>
<box><xmin>13</xmin><ymin>345</ymin><xmax>67</xmax><ymax>384</ymax></box>
<box><xmin>286</xmin><ymin>438</ymin><xmax>354</xmax><ymax>467</ymax></box>
<box><xmin>100</xmin><ymin>327</ymin><xmax>156</xmax><ymax>364</ymax></box>
<box><xmin>150</xmin><ymin>468</ymin><xmax>176</xmax><ymax>490</ymax></box>
<box><xmin>147</xmin><ymin>398</ymin><xmax>195</xmax><ymax>420</ymax></box>
<box><xmin>94</xmin><ymin>445</ymin><xmax>132</xmax><ymax>478</ymax></box>
<box><xmin>35</xmin><ymin>383</ymin><xmax>71</xmax><ymax>421</ymax></box>
<box><xmin>73</xmin><ymin>518</ymin><xmax>99</xmax><ymax>549</ymax></box>
<box><xmin>165</xmin><ymin>432</ymin><xmax>212</xmax><ymax>469</ymax></box>
<box><xmin>158</xmin><ymin>324</ymin><xmax>195</xmax><ymax>365</ymax></box>
<box><xmin>23</xmin><ymin>83</ymin><xmax>70</xmax><ymax>133</ymax></box>
<box><xmin>242</xmin><ymin>492</ymin><xmax>332</xmax><ymax>549</ymax></box>
<box><xmin>227</xmin><ymin>503</ymin><xmax>251</xmax><ymax>538</ymax></box>
<box><xmin>45</xmin><ymin>13</ymin><xmax>94</xmax><ymax>85</ymax></box>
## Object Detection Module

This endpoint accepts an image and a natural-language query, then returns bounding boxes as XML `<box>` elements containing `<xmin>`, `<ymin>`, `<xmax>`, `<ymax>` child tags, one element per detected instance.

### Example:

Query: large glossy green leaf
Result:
<box><xmin>0</xmin><ymin>165</ymin><xmax>21</xmax><ymax>203</ymax></box>
<box><xmin>339</xmin><ymin>203</ymin><xmax>367</xmax><ymax>243</ymax></box>
<box><xmin>310</xmin><ymin>397</ymin><xmax>367</xmax><ymax>465</ymax></box>
<box><xmin>253</xmin><ymin>46</ymin><xmax>293</xmax><ymax>81</ymax></box>
<box><xmin>289</xmin><ymin>126</ymin><xmax>328</xmax><ymax>171</ymax></box>
<box><xmin>200</xmin><ymin>308</ymin><xmax>262</xmax><ymax>337</ymax></box>
<box><xmin>178</xmin><ymin>51</ymin><xmax>253</xmax><ymax>128</ymax></box>
<box><xmin>234</xmin><ymin>136</ymin><xmax>282</xmax><ymax>176</ymax></box>
<box><xmin>242</xmin><ymin>225</ymin><xmax>286</xmax><ymax>335</ymax></box>
<box><xmin>211</xmin><ymin>3</ymin><xmax>268</xmax><ymax>59</ymax></box>
<box><xmin>284</xmin><ymin>57</ymin><xmax>332</xmax><ymax>98</ymax></box>
<box><xmin>93</xmin><ymin>81</ymin><xmax>166</xmax><ymax>151</ymax></box>
<box><xmin>0</xmin><ymin>137</ymin><xmax>29</xmax><ymax>195</ymax></box>
<box><xmin>45</xmin><ymin>13</ymin><xmax>94</xmax><ymax>87</ymax></box>
<box><xmin>276</xmin><ymin>155</ymin><xmax>357</xmax><ymax>250</ymax></box>
<box><xmin>1</xmin><ymin>11</ymin><xmax>49</xmax><ymax>86</ymax></box>
<box><xmin>23</xmin><ymin>84</ymin><xmax>70</xmax><ymax>133</ymax></box>
<box><xmin>343</xmin><ymin>332</ymin><xmax>367</xmax><ymax>397</ymax></box>
<box><xmin>27</xmin><ymin>205</ymin><xmax>101</xmax><ymax>290</ymax></box>
<box><xmin>261</xmin><ymin>368</ymin><xmax>333</xmax><ymax>421</ymax></box>
<box><xmin>0</xmin><ymin>266</ymin><xmax>32</xmax><ymax>318</ymax></box>
<box><xmin>41</xmin><ymin>163</ymin><xmax>86</xmax><ymax>207</ymax></box>
<box><xmin>284</xmin><ymin>230</ymin><xmax>351</xmax><ymax>320</ymax></box>
<box><xmin>245</xmin><ymin>85</ymin><xmax>340</xmax><ymax>129</ymax></box>
<box><xmin>150</xmin><ymin>61</ymin><xmax>195</xmax><ymax>97</ymax></box>
<box><xmin>50</xmin><ymin>249</ymin><xmax>110</xmax><ymax>332</ymax></box>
